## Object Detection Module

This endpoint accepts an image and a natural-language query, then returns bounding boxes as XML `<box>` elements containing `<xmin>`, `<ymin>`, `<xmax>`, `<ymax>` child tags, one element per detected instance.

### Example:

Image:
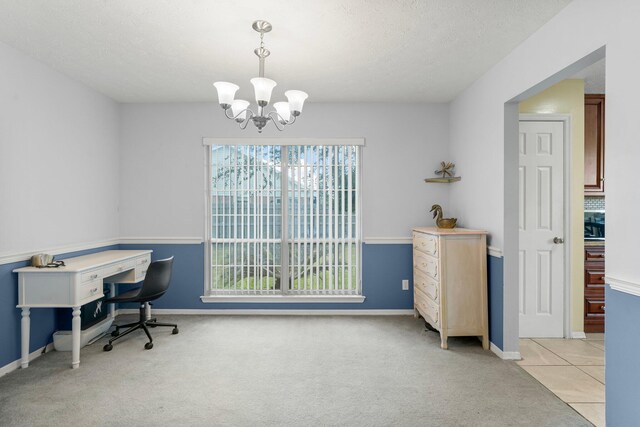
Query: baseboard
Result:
<box><xmin>0</xmin><ymin>342</ymin><xmax>55</xmax><ymax>378</ymax></box>
<box><xmin>570</xmin><ymin>331</ymin><xmax>587</xmax><ymax>339</ymax></box>
<box><xmin>490</xmin><ymin>342</ymin><xmax>521</xmax><ymax>360</ymax></box>
<box><xmin>117</xmin><ymin>308</ymin><xmax>416</xmax><ymax>316</ymax></box>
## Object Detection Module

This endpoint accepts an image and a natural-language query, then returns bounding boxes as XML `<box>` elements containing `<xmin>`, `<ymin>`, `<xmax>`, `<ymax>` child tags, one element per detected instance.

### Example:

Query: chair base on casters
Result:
<box><xmin>103</xmin><ymin>304</ymin><xmax>178</xmax><ymax>351</ymax></box>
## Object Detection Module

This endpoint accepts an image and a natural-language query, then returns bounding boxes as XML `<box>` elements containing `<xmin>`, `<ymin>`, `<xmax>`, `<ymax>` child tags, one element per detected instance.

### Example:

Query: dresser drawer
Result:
<box><xmin>414</xmin><ymin>270</ymin><xmax>439</xmax><ymax>303</ymax></box>
<box><xmin>79</xmin><ymin>279</ymin><xmax>103</xmax><ymax>303</ymax></box>
<box><xmin>415</xmin><ymin>288</ymin><xmax>439</xmax><ymax>328</ymax></box>
<box><xmin>413</xmin><ymin>232</ymin><xmax>438</xmax><ymax>256</ymax></box>
<box><xmin>414</xmin><ymin>251</ymin><xmax>439</xmax><ymax>280</ymax></box>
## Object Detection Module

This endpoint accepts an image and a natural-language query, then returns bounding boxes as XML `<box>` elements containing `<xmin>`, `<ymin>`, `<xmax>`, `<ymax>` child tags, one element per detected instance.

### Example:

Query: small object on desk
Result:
<box><xmin>30</xmin><ymin>253</ymin><xmax>53</xmax><ymax>267</ymax></box>
<box><xmin>430</xmin><ymin>204</ymin><xmax>457</xmax><ymax>229</ymax></box>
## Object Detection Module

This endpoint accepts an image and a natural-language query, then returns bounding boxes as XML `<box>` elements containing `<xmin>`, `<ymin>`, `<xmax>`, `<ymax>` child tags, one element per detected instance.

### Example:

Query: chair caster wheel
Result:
<box><xmin>103</xmin><ymin>344</ymin><xmax>113</xmax><ymax>352</ymax></box>
<box><xmin>145</xmin><ymin>342</ymin><xmax>154</xmax><ymax>350</ymax></box>
<box><xmin>172</xmin><ymin>327</ymin><xmax>179</xmax><ymax>335</ymax></box>
<box><xmin>111</xmin><ymin>330</ymin><xmax>119</xmax><ymax>337</ymax></box>
<box><xmin>149</xmin><ymin>324</ymin><xmax>157</xmax><ymax>328</ymax></box>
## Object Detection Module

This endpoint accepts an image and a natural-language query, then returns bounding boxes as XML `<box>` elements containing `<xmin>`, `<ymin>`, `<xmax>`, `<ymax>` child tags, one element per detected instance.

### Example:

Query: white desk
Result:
<box><xmin>14</xmin><ymin>250</ymin><xmax>152</xmax><ymax>369</ymax></box>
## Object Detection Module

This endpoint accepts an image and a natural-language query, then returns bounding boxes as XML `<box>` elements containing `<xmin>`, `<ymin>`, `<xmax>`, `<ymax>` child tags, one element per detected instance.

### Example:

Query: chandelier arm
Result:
<box><xmin>238</xmin><ymin>109</ymin><xmax>255</xmax><ymax>130</ymax></box>
<box><xmin>266</xmin><ymin>114</ymin><xmax>286</xmax><ymax>131</ymax></box>
<box><xmin>225</xmin><ymin>107</ymin><xmax>254</xmax><ymax>122</ymax></box>
<box><xmin>267</xmin><ymin>111</ymin><xmax>296</xmax><ymax>127</ymax></box>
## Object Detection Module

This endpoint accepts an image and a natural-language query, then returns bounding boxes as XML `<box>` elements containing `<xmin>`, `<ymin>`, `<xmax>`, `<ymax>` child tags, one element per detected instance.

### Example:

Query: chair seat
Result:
<box><xmin>104</xmin><ymin>287</ymin><xmax>143</xmax><ymax>303</ymax></box>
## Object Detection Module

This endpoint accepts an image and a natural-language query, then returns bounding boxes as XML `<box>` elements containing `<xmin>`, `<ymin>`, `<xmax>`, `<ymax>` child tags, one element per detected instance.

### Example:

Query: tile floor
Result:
<box><xmin>518</xmin><ymin>333</ymin><xmax>605</xmax><ymax>426</ymax></box>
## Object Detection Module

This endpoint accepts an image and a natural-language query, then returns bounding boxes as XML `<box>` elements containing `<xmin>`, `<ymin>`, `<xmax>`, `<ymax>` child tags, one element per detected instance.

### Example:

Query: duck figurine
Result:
<box><xmin>430</xmin><ymin>204</ymin><xmax>457</xmax><ymax>229</ymax></box>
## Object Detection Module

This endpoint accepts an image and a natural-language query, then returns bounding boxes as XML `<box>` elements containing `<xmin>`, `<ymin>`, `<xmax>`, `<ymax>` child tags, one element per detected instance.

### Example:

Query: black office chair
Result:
<box><xmin>103</xmin><ymin>256</ymin><xmax>178</xmax><ymax>351</ymax></box>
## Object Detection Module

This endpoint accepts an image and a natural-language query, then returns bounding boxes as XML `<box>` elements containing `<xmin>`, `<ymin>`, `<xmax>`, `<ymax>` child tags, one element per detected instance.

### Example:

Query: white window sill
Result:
<box><xmin>200</xmin><ymin>295</ymin><xmax>366</xmax><ymax>304</ymax></box>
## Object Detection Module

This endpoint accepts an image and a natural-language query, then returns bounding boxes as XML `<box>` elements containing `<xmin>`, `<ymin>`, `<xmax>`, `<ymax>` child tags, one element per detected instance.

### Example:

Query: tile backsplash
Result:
<box><xmin>585</xmin><ymin>196</ymin><xmax>605</xmax><ymax>210</ymax></box>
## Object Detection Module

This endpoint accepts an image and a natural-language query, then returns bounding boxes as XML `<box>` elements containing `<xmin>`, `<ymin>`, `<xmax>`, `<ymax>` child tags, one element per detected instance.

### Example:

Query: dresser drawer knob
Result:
<box><xmin>90</xmin><ymin>274</ymin><xmax>98</xmax><ymax>280</ymax></box>
<box><xmin>90</xmin><ymin>287</ymin><xmax>99</xmax><ymax>294</ymax></box>
<box><xmin>600</xmin><ymin>305</ymin><xmax>605</xmax><ymax>311</ymax></box>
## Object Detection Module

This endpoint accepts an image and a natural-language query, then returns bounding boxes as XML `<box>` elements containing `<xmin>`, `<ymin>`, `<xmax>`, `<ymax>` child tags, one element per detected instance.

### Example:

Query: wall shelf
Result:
<box><xmin>424</xmin><ymin>177</ymin><xmax>461</xmax><ymax>183</ymax></box>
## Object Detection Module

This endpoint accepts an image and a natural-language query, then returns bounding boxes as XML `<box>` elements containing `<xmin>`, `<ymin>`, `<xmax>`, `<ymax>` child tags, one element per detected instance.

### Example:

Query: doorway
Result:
<box><xmin>518</xmin><ymin>116</ymin><xmax>570</xmax><ymax>338</ymax></box>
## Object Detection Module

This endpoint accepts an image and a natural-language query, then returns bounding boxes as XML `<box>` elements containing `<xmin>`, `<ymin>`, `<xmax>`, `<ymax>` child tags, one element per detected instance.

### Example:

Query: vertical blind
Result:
<box><xmin>209</xmin><ymin>144</ymin><xmax>360</xmax><ymax>296</ymax></box>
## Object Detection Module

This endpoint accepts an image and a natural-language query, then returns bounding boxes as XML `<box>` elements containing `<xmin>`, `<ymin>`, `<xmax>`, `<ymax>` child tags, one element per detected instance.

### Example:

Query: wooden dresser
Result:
<box><xmin>584</xmin><ymin>244</ymin><xmax>605</xmax><ymax>333</ymax></box>
<box><xmin>412</xmin><ymin>227</ymin><xmax>489</xmax><ymax>350</ymax></box>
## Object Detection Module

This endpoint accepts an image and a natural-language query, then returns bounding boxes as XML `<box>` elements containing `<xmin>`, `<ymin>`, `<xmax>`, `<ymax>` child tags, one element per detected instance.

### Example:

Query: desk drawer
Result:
<box><xmin>104</xmin><ymin>260</ymin><xmax>135</xmax><ymax>278</ymax></box>
<box><xmin>79</xmin><ymin>279</ymin><xmax>103</xmax><ymax>303</ymax></box>
<box><xmin>414</xmin><ymin>251</ymin><xmax>439</xmax><ymax>280</ymax></box>
<box><xmin>413</xmin><ymin>232</ymin><xmax>438</xmax><ymax>256</ymax></box>
<box><xmin>81</xmin><ymin>269</ymin><xmax>103</xmax><ymax>283</ymax></box>
<box><xmin>414</xmin><ymin>270</ymin><xmax>439</xmax><ymax>303</ymax></box>
<box><xmin>135</xmin><ymin>266</ymin><xmax>148</xmax><ymax>281</ymax></box>
<box><xmin>135</xmin><ymin>255</ymin><xmax>151</xmax><ymax>266</ymax></box>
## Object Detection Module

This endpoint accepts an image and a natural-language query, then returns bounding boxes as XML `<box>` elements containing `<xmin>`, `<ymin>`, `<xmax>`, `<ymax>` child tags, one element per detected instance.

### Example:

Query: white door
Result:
<box><xmin>519</xmin><ymin>120</ymin><xmax>565</xmax><ymax>338</ymax></box>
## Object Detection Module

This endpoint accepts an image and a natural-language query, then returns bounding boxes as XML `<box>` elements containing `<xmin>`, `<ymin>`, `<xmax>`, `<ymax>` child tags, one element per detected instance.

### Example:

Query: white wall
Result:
<box><xmin>119</xmin><ymin>103</ymin><xmax>450</xmax><ymax>240</ymax></box>
<box><xmin>449</xmin><ymin>0</ymin><xmax>640</xmax><ymax>354</ymax></box>
<box><xmin>0</xmin><ymin>41</ymin><xmax>120</xmax><ymax>256</ymax></box>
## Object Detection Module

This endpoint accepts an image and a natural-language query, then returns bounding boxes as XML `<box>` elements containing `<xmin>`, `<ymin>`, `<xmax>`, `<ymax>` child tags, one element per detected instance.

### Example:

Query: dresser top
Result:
<box><xmin>413</xmin><ymin>226</ymin><xmax>488</xmax><ymax>236</ymax></box>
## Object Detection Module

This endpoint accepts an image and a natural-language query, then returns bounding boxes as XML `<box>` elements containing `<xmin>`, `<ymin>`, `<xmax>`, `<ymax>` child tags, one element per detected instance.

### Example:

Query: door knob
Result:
<box><xmin>553</xmin><ymin>237</ymin><xmax>564</xmax><ymax>244</ymax></box>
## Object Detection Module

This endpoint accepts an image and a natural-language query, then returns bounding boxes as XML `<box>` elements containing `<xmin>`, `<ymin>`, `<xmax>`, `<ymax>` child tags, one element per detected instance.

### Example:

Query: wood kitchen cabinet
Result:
<box><xmin>584</xmin><ymin>245</ymin><xmax>605</xmax><ymax>333</ymax></box>
<box><xmin>584</xmin><ymin>94</ymin><xmax>605</xmax><ymax>195</ymax></box>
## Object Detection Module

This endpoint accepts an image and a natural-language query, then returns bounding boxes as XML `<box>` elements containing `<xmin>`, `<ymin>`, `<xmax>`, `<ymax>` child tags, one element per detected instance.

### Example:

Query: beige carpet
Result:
<box><xmin>0</xmin><ymin>315</ymin><xmax>590</xmax><ymax>426</ymax></box>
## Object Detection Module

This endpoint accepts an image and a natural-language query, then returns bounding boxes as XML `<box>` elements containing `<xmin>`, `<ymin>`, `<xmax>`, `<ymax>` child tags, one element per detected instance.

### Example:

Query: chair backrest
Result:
<box><xmin>137</xmin><ymin>256</ymin><xmax>174</xmax><ymax>301</ymax></box>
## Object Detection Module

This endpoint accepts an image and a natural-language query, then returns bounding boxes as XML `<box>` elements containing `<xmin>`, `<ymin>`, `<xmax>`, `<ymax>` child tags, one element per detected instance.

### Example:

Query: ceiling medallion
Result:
<box><xmin>213</xmin><ymin>20</ymin><xmax>308</xmax><ymax>133</ymax></box>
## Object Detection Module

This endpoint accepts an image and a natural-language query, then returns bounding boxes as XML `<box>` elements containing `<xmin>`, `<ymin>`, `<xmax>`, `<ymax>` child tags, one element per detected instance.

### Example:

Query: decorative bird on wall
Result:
<box><xmin>434</xmin><ymin>161</ymin><xmax>455</xmax><ymax>178</ymax></box>
<box><xmin>430</xmin><ymin>204</ymin><xmax>457</xmax><ymax>229</ymax></box>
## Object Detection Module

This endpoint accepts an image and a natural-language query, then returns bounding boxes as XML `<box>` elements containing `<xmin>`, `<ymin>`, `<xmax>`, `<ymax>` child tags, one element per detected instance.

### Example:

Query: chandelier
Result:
<box><xmin>213</xmin><ymin>20</ymin><xmax>308</xmax><ymax>133</ymax></box>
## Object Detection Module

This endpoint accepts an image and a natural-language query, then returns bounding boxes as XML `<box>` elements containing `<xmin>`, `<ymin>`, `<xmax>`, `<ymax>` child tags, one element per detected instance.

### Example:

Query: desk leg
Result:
<box><xmin>21</xmin><ymin>307</ymin><xmax>30</xmax><ymax>369</ymax></box>
<box><xmin>109</xmin><ymin>283</ymin><xmax>116</xmax><ymax>319</ymax></box>
<box><xmin>71</xmin><ymin>306</ymin><xmax>81</xmax><ymax>369</ymax></box>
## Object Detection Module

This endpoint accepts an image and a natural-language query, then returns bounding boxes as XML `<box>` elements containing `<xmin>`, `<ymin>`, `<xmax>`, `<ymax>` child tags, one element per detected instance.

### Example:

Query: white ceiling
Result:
<box><xmin>572</xmin><ymin>58</ymin><xmax>606</xmax><ymax>93</ymax></box>
<box><xmin>0</xmin><ymin>0</ymin><xmax>572</xmax><ymax>103</ymax></box>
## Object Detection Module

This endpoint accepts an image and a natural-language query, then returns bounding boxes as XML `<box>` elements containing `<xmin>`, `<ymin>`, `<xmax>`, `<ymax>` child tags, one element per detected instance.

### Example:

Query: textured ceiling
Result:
<box><xmin>0</xmin><ymin>0</ymin><xmax>572</xmax><ymax>103</ymax></box>
<box><xmin>572</xmin><ymin>58</ymin><xmax>606</xmax><ymax>94</ymax></box>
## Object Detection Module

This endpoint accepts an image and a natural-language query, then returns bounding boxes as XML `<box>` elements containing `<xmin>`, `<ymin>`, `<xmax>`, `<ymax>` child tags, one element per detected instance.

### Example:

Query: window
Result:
<box><xmin>205</xmin><ymin>141</ymin><xmax>362</xmax><ymax>298</ymax></box>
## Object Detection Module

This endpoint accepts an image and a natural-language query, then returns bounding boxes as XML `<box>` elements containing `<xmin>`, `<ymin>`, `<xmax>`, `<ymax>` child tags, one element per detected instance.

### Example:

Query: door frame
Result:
<box><xmin>518</xmin><ymin>114</ymin><xmax>573</xmax><ymax>338</ymax></box>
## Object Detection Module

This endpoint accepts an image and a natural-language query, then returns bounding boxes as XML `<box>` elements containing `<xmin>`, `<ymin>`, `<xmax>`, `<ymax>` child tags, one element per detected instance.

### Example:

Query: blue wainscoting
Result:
<box><xmin>487</xmin><ymin>255</ymin><xmax>504</xmax><ymax>350</ymax></box>
<box><xmin>119</xmin><ymin>243</ymin><xmax>415</xmax><ymax>310</ymax></box>
<box><xmin>2</xmin><ymin>242</ymin><xmax>503</xmax><ymax>369</ymax></box>
<box><xmin>0</xmin><ymin>245</ymin><xmax>119</xmax><ymax>369</ymax></box>
<box><xmin>605</xmin><ymin>285</ymin><xmax>640</xmax><ymax>425</ymax></box>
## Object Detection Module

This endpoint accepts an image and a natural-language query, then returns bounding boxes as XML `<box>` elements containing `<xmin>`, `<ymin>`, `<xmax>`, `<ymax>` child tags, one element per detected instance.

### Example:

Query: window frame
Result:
<box><xmin>201</xmin><ymin>138</ymin><xmax>366</xmax><ymax>303</ymax></box>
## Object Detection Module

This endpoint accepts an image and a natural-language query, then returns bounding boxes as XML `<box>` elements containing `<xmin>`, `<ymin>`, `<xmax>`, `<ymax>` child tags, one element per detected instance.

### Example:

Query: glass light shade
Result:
<box><xmin>250</xmin><ymin>77</ymin><xmax>277</xmax><ymax>105</ymax></box>
<box><xmin>213</xmin><ymin>82</ymin><xmax>239</xmax><ymax>107</ymax></box>
<box><xmin>231</xmin><ymin>100</ymin><xmax>250</xmax><ymax>122</ymax></box>
<box><xmin>273</xmin><ymin>102</ymin><xmax>291</xmax><ymax>123</ymax></box>
<box><xmin>285</xmin><ymin>90</ymin><xmax>308</xmax><ymax>115</ymax></box>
